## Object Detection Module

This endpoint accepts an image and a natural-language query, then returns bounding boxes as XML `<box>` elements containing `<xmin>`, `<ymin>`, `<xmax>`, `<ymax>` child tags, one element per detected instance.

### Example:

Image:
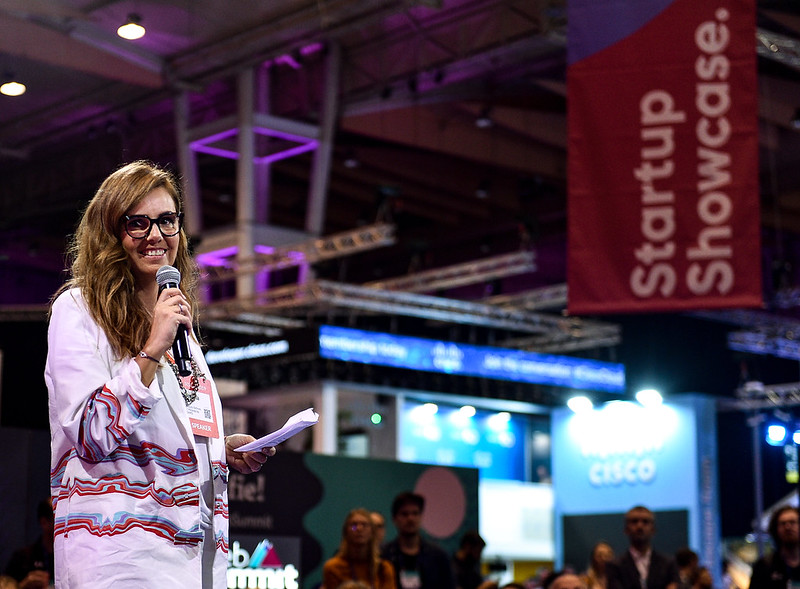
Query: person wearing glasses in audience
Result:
<box><xmin>371</xmin><ymin>511</ymin><xmax>388</xmax><ymax>548</ymax></box>
<box><xmin>749</xmin><ymin>506</ymin><xmax>800</xmax><ymax>589</ymax></box>
<box><xmin>323</xmin><ymin>508</ymin><xmax>397</xmax><ymax>589</ymax></box>
<box><xmin>45</xmin><ymin>160</ymin><xmax>274</xmax><ymax>588</ymax></box>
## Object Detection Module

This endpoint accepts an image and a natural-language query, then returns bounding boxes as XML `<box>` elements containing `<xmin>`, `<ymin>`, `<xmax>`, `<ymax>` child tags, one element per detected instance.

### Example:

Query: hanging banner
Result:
<box><xmin>566</xmin><ymin>0</ymin><xmax>761</xmax><ymax>314</ymax></box>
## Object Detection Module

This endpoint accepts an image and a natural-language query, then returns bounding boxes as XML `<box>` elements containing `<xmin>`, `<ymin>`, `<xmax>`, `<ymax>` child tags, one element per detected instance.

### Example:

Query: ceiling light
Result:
<box><xmin>0</xmin><ymin>77</ymin><xmax>26</xmax><ymax>97</ymax></box>
<box><xmin>635</xmin><ymin>388</ymin><xmax>663</xmax><ymax>407</ymax></box>
<box><xmin>343</xmin><ymin>149</ymin><xmax>360</xmax><ymax>169</ymax></box>
<box><xmin>766</xmin><ymin>423</ymin><xmax>788</xmax><ymax>446</ymax></box>
<box><xmin>792</xmin><ymin>107</ymin><xmax>800</xmax><ymax>130</ymax></box>
<box><xmin>475</xmin><ymin>178</ymin><xmax>491</xmax><ymax>199</ymax></box>
<box><xmin>475</xmin><ymin>106</ymin><xmax>493</xmax><ymax>129</ymax></box>
<box><xmin>117</xmin><ymin>13</ymin><xmax>145</xmax><ymax>40</ymax></box>
<box><xmin>567</xmin><ymin>395</ymin><xmax>593</xmax><ymax>413</ymax></box>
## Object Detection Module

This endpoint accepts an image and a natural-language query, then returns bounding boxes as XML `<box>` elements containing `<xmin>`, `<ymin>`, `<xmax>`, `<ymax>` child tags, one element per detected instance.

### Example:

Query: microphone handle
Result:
<box><xmin>172</xmin><ymin>325</ymin><xmax>193</xmax><ymax>377</ymax></box>
<box><xmin>158</xmin><ymin>280</ymin><xmax>193</xmax><ymax>377</ymax></box>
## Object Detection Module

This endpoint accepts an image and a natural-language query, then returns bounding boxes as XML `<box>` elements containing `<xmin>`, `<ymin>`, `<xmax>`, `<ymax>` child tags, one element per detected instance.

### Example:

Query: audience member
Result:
<box><xmin>323</xmin><ymin>508</ymin><xmax>396</xmax><ymax>589</ymax></box>
<box><xmin>546</xmin><ymin>571</ymin><xmax>589</xmax><ymax>589</ymax></box>
<box><xmin>4</xmin><ymin>498</ymin><xmax>54</xmax><ymax>589</ymax></box>
<box><xmin>582</xmin><ymin>541</ymin><xmax>615</xmax><ymax>589</ymax></box>
<box><xmin>372</xmin><ymin>511</ymin><xmax>388</xmax><ymax>547</ymax></box>
<box><xmin>674</xmin><ymin>548</ymin><xmax>699</xmax><ymax>589</ymax></box>
<box><xmin>337</xmin><ymin>582</ymin><xmax>371</xmax><ymax>589</ymax></box>
<box><xmin>452</xmin><ymin>530</ymin><xmax>499</xmax><ymax>589</ymax></box>
<box><xmin>606</xmin><ymin>506</ymin><xmax>679</xmax><ymax>589</ymax></box>
<box><xmin>381</xmin><ymin>491</ymin><xmax>456</xmax><ymax>589</ymax></box>
<box><xmin>0</xmin><ymin>576</ymin><xmax>19</xmax><ymax>589</ymax></box>
<box><xmin>749</xmin><ymin>505</ymin><xmax>800</xmax><ymax>589</ymax></box>
<box><xmin>690</xmin><ymin>567</ymin><xmax>712</xmax><ymax>589</ymax></box>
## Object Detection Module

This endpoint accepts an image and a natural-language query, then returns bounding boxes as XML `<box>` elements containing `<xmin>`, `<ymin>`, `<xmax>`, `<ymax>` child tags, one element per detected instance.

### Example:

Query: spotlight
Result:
<box><xmin>767</xmin><ymin>424</ymin><xmax>788</xmax><ymax>446</ymax></box>
<box><xmin>475</xmin><ymin>106</ymin><xmax>493</xmax><ymax>129</ymax></box>
<box><xmin>635</xmin><ymin>388</ymin><xmax>663</xmax><ymax>407</ymax></box>
<box><xmin>487</xmin><ymin>411</ymin><xmax>511</xmax><ymax>431</ymax></box>
<box><xmin>117</xmin><ymin>13</ymin><xmax>145</xmax><ymax>40</ymax></box>
<box><xmin>1</xmin><ymin>72</ymin><xmax>26</xmax><ymax>97</ymax></box>
<box><xmin>0</xmin><ymin>80</ymin><xmax>25</xmax><ymax>97</ymax></box>
<box><xmin>567</xmin><ymin>395</ymin><xmax>594</xmax><ymax>414</ymax></box>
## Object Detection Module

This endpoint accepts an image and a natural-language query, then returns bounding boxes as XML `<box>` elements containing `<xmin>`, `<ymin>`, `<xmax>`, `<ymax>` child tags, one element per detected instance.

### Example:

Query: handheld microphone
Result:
<box><xmin>155</xmin><ymin>265</ymin><xmax>193</xmax><ymax>376</ymax></box>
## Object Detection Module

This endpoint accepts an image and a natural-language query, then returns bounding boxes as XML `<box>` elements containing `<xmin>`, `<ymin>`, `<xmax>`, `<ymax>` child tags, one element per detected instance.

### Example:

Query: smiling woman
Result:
<box><xmin>44</xmin><ymin>160</ymin><xmax>274</xmax><ymax>589</ymax></box>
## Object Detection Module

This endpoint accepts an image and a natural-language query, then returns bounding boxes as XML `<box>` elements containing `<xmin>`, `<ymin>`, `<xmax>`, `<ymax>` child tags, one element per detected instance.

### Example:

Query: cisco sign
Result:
<box><xmin>569</xmin><ymin>401</ymin><xmax>679</xmax><ymax>487</ymax></box>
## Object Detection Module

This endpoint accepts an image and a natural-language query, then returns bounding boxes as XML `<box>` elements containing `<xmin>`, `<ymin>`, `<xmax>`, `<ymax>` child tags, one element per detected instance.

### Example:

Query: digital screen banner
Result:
<box><xmin>318</xmin><ymin>325</ymin><xmax>625</xmax><ymax>392</ymax></box>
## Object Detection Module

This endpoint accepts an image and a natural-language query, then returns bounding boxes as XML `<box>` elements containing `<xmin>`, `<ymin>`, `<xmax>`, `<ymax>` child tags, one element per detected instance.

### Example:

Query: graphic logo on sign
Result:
<box><xmin>228</xmin><ymin>538</ymin><xmax>299</xmax><ymax>589</ymax></box>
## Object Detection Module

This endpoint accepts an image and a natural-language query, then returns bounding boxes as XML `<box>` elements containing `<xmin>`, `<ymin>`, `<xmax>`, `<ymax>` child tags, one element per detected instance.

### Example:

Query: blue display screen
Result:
<box><xmin>318</xmin><ymin>325</ymin><xmax>625</xmax><ymax>392</ymax></box>
<box><xmin>399</xmin><ymin>401</ymin><xmax>528</xmax><ymax>480</ymax></box>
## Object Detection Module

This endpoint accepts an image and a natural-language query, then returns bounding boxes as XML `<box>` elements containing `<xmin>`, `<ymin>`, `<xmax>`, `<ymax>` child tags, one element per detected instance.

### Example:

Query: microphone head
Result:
<box><xmin>156</xmin><ymin>265</ymin><xmax>181</xmax><ymax>287</ymax></box>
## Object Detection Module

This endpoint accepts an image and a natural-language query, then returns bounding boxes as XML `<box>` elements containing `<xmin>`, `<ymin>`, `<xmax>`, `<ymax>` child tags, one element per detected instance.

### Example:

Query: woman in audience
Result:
<box><xmin>323</xmin><ymin>508</ymin><xmax>396</xmax><ymax>589</ymax></box>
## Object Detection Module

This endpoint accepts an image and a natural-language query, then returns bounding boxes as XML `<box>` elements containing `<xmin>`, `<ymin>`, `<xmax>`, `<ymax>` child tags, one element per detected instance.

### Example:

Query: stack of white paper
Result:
<box><xmin>233</xmin><ymin>408</ymin><xmax>319</xmax><ymax>452</ymax></box>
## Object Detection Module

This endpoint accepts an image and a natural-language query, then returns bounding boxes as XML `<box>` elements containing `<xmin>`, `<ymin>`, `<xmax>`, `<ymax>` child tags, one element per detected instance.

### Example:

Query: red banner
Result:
<box><xmin>566</xmin><ymin>0</ymin><xmax>761</xmax><ymax>314</ymax></box>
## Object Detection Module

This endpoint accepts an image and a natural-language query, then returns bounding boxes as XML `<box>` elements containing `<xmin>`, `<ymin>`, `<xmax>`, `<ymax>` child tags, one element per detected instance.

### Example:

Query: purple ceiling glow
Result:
<box><xmin>195</xmin><ymin>245</ymin><xmax>308</xmax><ymax>269</ymax></box>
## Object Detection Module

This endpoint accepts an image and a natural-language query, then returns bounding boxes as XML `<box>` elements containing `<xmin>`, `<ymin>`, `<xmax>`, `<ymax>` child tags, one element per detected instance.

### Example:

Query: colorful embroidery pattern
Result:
<box><xmin>78</xmin><ymin>385</ymin><xmax>134</xmax><ymax>460</ymax></box>
<box><xmin>68</xmin><ymin>475</ymin><xmax>199</xmax><ymax>507</ymax></box>
<box><xmin>55</xmin><ymin>511</ymin><xmax>204</xmax><ymax>546</ymax></box>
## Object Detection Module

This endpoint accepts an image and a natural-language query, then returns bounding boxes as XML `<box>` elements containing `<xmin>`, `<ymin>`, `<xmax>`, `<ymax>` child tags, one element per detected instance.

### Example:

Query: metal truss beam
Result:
<box><xmin>200</xmin><ymin>222</ymin><xmax>396</xmax><ymax>281</ymax></box>
<box><xmin>720</xmin><ymin>380</ymin><xmax>800</xmax><ymax>411</ymax></box>
<box><xmin>485</xmin><ymin>283</ymin><xmax>568</xmax><ymax>311</ymax></box>
<box><xmin>496</xmin><ymin>322</ymin><xmax>621</xmax><ymax>354</ymax></box>
<box><xmin>364</xmin><ymin>251</ymin><xmax>536</xmax><ymax>293</ymax></box>
<box><xmin>757</xmin><ymin>27</ymin><xmax>800</xmax><ymax>71</ymax></box>
<box><xmin>203</xmin><ymin>278</ymin><xmax>571</xmax><ymax>334</ymax></box>
<box><xmin>0</xmin><ymin>305</ymin><xmax>48</xmax><ymax>321</ymax></box>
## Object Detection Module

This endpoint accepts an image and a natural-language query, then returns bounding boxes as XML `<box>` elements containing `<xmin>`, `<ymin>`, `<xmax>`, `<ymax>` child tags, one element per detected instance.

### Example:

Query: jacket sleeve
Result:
<box><xmin>45</xmin><ymin>290</ymin><xmax>164</xmax><ymax>461</ymax></box>
<box><xmin>748</xmin><ymin>558</ymin><xmax>771</xmax><ymax>589</ymax></box>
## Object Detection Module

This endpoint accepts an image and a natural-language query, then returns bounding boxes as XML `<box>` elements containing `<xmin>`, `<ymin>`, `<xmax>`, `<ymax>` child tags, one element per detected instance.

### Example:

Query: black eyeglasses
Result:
<box><xmin>122</xmin><ymin>212</ymin><xmax>183</xmax><ymax>239</ymax></box>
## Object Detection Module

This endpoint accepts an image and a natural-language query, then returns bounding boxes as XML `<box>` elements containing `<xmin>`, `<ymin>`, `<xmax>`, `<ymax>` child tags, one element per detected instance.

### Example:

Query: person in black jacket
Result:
<box><xmin>606</xmin><ymin>506</ymin><xmax>679</xmax><ymax>589</ymax></box>
<box><xmin>749</xmin><ymin>505</ymin><xmax>800</xmax><ymax>589</ymax></box>
<box><xmin>381</xmin><ymin>491</ymin><xmax>456</xmax><ymax>589</ymax></box>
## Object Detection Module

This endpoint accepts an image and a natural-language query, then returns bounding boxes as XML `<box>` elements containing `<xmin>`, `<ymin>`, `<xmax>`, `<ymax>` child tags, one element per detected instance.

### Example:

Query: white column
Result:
<box><xmin>236</xmin><ymin>68</ymin><xmax>256</xmax><ymax>300</ymax></box>
<box><xmin>315</xmin><ymin>382</ymin><xmax>339</xmax><ymax>455</ymax></box>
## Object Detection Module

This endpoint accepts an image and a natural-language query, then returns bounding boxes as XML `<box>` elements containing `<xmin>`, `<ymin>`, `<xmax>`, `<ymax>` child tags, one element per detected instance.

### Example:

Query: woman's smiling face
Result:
<box><xmin>120</xmin><ymin>187</ymin><xmax>180</xmax><ymax>287</ymax></box>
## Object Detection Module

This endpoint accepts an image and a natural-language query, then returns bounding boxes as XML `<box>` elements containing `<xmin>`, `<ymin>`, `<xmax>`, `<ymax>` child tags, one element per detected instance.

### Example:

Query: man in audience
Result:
<box><xmin>381</xmin><ymin>491</ymin><xmax>456</xmax><ymax>589</ymax></box>
<box><xmin>606</xmin><ymin>506</ymin><xmax>679</xmax><ymax>589</ymax></box>
<box><xmin>749</xmin><ymin>505</ymin><xmax>800</xmax><ymax>589</ymax></box>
